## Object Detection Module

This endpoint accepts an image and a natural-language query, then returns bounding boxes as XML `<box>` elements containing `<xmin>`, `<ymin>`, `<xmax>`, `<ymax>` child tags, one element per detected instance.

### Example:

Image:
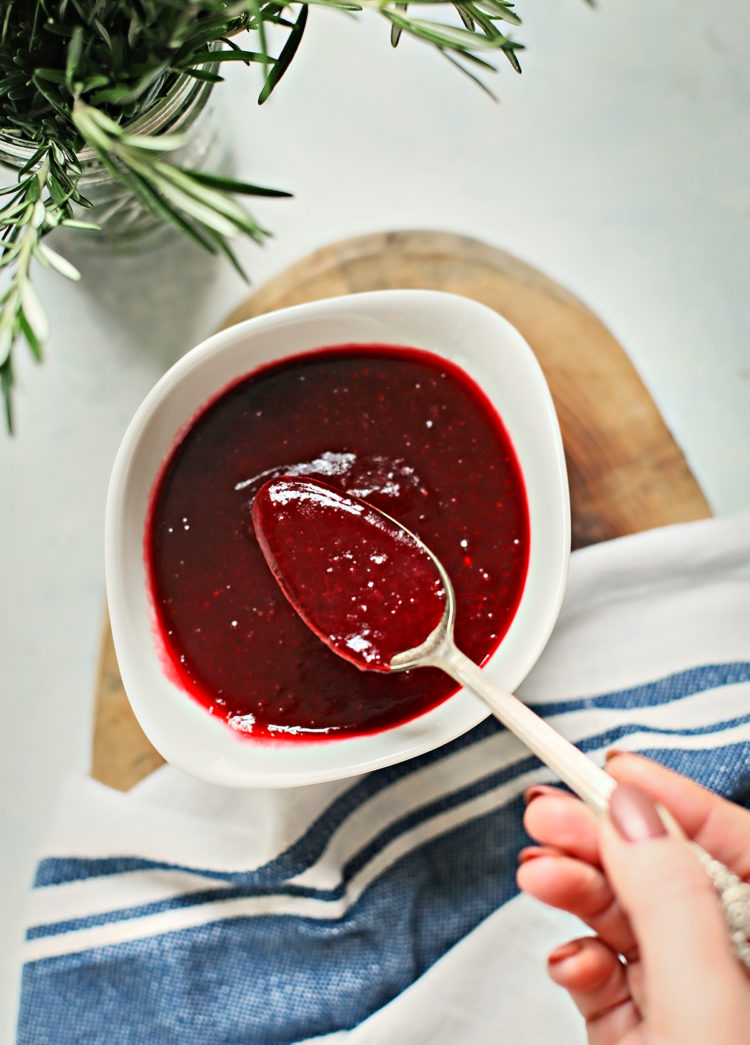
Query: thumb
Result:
<box><xmin>601</xmin><ymin>783</ymin><xmax>747</xmax><ymax>1036</ymax></box>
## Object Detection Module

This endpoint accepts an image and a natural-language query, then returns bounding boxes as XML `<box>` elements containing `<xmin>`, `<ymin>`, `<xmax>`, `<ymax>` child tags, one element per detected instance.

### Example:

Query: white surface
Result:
<box><xmin>1</xmin><ymin>0</ymin><xmax>749</xmax><ymax>1039</ymax></box>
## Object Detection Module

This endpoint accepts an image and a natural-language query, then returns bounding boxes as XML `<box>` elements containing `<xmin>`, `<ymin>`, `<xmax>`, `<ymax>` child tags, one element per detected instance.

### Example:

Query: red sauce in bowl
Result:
<box><xmin>147</xmin><ymin>344</ymin><xmax>529</xmax><ymax>740</ymax></box>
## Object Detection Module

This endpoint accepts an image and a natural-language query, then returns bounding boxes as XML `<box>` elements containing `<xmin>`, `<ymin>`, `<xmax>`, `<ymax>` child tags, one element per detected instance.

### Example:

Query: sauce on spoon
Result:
<box><xmin>252</xmin><ymin>476</ymin><xmax>447</xmax><ymax>671</ymax></box>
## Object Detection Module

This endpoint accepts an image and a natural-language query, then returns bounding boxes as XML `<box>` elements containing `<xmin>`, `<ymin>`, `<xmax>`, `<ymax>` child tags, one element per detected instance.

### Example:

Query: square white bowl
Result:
<box><xmin>105</xmin><ymin>289</ymin><xmax>570</xmax><ymax>787</ymax></box>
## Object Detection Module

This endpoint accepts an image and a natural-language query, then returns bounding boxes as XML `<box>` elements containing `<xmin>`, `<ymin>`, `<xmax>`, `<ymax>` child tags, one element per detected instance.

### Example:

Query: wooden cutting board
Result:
<box><xmin>91</xmin><ymin>229</ymin><xmax>711</xmax><ymax>791</ymax></box>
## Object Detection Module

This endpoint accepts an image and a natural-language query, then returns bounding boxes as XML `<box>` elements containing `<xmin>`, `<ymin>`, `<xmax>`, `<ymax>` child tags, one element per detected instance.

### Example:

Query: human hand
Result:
<box><xmin>516</xmin><ymin>753</ymin><xmax>750</xmax><ymax>1044</ymax></box>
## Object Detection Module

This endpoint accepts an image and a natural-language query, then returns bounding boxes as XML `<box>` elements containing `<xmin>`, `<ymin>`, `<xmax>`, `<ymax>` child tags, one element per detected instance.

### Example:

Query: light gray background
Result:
<box><xmin>2</xmin><ymin>1</ymin><xmax>749</xmax><ymax>1039</ymax></box>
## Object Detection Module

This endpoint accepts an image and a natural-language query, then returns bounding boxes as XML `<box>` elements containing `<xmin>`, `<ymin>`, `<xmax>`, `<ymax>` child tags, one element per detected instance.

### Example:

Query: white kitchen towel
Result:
<box><xmin>16</xmin><ymin>510</ymin><xmax>750</xmax><ymax>1044</ymax></box>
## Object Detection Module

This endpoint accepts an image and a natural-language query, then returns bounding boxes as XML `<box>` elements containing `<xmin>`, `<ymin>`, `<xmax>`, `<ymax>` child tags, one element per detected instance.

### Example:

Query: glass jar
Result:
<box><xmin>0</xmin><ymin>73</ymin><xmax>223</xmax><ymax>253</ymax></box>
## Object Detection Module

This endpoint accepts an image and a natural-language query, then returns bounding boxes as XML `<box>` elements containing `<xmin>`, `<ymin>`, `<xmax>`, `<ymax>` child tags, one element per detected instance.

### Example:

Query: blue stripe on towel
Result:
<box><xmin>529</xmin><ymin>661</ymin><xmax>750</xmax><ymax>715</ymax></box>
<box><xmin>32</xmin><ymin>717</ymin><xmax>504</xmax><ymax>890</ymax></box>
<box><xmin>32</xmin><ymin>662</ymin><xmax>750</xmax><ymax>891</ymax></box>
<box><xmin>29</xmin><ymin>705</ymin><xmax>750</xmax><ymax>942</ymax></box>
<box><xmin>24</xmin><ymin>719</ymin><xmax>750</xmax><ymax>944</ymax></box>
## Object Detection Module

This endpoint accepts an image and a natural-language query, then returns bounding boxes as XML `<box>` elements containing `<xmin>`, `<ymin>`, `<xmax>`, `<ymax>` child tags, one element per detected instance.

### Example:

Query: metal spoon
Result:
<box><xmin>252</xmin><ymin>473</ymin><xmax>614</xmax><ymax>813</ymax></box>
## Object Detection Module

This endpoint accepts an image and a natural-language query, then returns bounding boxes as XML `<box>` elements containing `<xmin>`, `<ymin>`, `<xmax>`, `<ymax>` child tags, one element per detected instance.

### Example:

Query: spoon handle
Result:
<box><xmin>437</xmin><ymin>643</ymin><xmax>615</xmax><ymax>814</ymax></box>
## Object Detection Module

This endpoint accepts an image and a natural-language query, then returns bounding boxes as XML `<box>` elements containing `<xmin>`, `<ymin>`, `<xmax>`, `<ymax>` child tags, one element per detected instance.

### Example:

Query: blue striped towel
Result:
<box><xmin>17</xmin><ymin>511</ymin><xmax>750</xmax><ymax>1044</ymax></box>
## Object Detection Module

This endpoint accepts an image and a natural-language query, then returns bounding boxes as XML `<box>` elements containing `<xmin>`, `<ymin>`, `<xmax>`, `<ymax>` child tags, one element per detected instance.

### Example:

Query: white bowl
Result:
<box><xmin>105</xmin><ymin>289</ymin><xmax>570</xmax><ymax>787</ymax></box>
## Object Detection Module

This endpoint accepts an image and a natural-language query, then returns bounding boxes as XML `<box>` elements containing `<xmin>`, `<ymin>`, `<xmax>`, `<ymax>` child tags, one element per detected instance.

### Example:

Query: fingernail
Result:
<box><xmin>548</xmin><ymin>939</ymin><xmax>583</xmax><ymax>965</ymax></box>
<box><xmin>524</xmin><ymin>784</ymin><xmax>561</xmax><ymax>805</ymax></box>
<box><xmin>518</xmin><ymin>845</ymin><xmax>553</xmax><ymax>865</ymax></box>
<box><xmin>604</xmin><ymin>748</ymin><xmax>629</xmax><ymax>763</ymax></box>
<box><xmin>609</xmin><ymin>783</ymin><xmax>667</xmax><ymax>842</ymax></box>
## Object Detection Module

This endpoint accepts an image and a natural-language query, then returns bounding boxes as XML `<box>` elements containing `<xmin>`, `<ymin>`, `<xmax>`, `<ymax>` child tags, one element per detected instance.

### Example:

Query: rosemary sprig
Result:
<box><xmin>0</xmin><ymin>0</ymin><xmax>534</xmax><ymax>430</ymax></box>
<box><xmin>71</xmin><ymin>99</ymin><xmax>291</xmax><ymax>278</ymax></box>
<box><xmin>0</xmin><ymin>142</ymin><xmax>97</xmax><ymax>429</ymax></box>
<box><xmin>377</xmin><ymin>0</ymin><xmax>525</xmax><ymax>87</ymax></box>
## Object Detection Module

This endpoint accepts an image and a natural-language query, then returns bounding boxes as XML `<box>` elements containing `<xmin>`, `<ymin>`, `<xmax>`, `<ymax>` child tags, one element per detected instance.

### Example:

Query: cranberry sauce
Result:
<box><xmin>252</xmin><ymin>477</ymin><xmax>447</xmax><ymax>671</ymax></box>
<box><xmin>147</xmin><ymin>344</ymin><xmax>530</xmax><ymax>739</ymax></box>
